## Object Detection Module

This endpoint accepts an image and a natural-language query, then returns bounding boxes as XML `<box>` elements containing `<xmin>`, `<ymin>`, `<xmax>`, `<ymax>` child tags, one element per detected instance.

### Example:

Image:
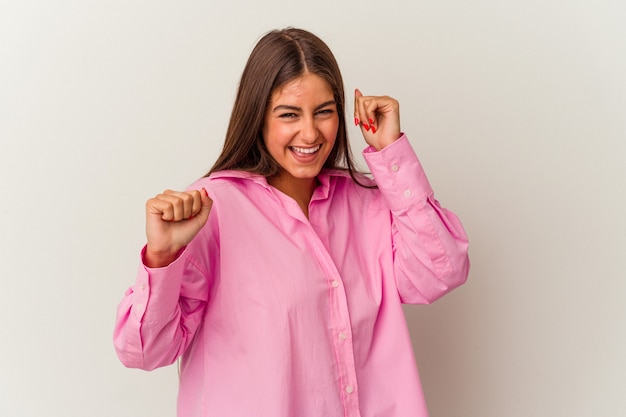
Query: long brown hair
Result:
<box><xmin>206</xmin><ymin>28</ymin><xmax>365</xmax><ymax>184</ymax></box>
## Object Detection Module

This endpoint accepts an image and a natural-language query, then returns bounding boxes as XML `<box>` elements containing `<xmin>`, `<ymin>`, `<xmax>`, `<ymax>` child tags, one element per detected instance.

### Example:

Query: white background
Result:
<box><xmin>1</xmin><ymin>1</ymin><xmax>625</xmax><ymax>416</ymax></box>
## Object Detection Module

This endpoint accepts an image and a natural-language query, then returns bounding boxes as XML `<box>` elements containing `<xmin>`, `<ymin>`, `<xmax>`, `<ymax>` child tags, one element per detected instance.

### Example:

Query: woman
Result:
<box><xmin>114</xmin><ymin>27</ymin><xmax>470</xmax><ymax>417</ymax></box>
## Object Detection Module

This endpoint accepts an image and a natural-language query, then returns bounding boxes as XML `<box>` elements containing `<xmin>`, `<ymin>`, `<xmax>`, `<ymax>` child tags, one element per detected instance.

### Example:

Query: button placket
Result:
<box><xmin>306</xmin><ymin>227</ymin><xmax>361</xmax><ymax>414</ymax></box>
<box><xmin>325</xmin><ymin>274</ymin><xmax>360</xmax><ymax>410</ymax></box>
<box><xmin>328</xmin><ymin>277</ymin><xmax>359</xmax><ymax>409</ymax></box>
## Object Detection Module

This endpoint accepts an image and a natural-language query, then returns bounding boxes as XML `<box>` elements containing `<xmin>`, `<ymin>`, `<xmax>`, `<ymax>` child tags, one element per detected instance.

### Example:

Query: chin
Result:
<box><xmin>291</xmin><ymin>166</ymin><xmax>325</xmax><ymax>178</ymax></box>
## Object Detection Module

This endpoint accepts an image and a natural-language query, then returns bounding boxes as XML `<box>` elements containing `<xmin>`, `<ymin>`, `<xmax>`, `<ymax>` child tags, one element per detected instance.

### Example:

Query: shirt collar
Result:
<box><xmin>208</xmin><ymin>169</ymin><xmax>352</xmax><ymax>191</ymax></box>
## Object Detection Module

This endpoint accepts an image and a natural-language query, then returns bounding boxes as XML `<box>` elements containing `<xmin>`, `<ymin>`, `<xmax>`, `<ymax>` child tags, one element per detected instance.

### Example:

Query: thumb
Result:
<box><xmin>195</xmin><ymin>187</ymin><xmax>213</xmax><ymax>224</ymax></box>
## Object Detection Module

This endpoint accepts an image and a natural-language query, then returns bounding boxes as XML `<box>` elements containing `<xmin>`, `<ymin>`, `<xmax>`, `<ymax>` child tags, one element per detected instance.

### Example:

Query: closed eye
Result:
<box><xmin>278</xmin><ymin>112</ymin><xmax>298</xmax><ymax>119</ymax></box>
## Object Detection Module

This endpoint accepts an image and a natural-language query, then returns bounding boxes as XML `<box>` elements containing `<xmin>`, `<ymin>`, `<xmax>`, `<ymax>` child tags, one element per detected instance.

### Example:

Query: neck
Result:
<box><xmin>268</xmin><ymin>173</ymin><xmax>317</xmax><ymax>218</ymax></box>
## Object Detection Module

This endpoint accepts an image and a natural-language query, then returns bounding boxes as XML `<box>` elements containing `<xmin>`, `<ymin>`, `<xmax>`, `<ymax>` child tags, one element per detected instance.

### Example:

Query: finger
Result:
<box><xmin>354</xmin><ymin>88</ymin><xmax>372</xmax><ymax>132</ymax></box>
<box><xmin>160</xmin><ymin>191</ymin><xmax>188</xmax><ymax>220</ymax></box>
<box><xmin>354</xmin><ymin>88</ymin><xmax>363</xmax><ymax>127</ymax></box>
<box><xmin>363</xmin><ymin>96</ymin><xmax>400</xmax><ymax>131</ymax></box>
<box><xmin>362</xmin><ymin>96</ymin><xmax>379</xmax><ymax>133</ymax></box>
<box><xmin>187</xmin><ymin>190</ymin><xmax>203</xmax><ymax>218</ymax></box>
<box><xmin>178</xmin><ymin>190</ymin><xmax>204</xmax><ymax>219</ymax></box>
<box><xmin>361</xmin><ymin>96</ymin><xmax>386</xmax><ymax>130</ymax></box>
<box><xmin>194</xmin><ymin>188</ymin><xmax>213</xmax><ymax>224</ymax></box>
<box><xmin>146</xmin><ymin>195</ymin><xmax>176</xmax><ymax>221</ymax></box>
<box><xmin>189</xmin><ymin>188</ymin><xmax>212</xmax><ymax>218</ymax></box>
<box><xmin>200</xmin><ymin>188</ymin><xmax>213</xmax><ymax>209</ymax></box>
<box><xmin>158</xmin><ymin>190</ymin><xmax>194</xmax><ymax>221</ymax></box>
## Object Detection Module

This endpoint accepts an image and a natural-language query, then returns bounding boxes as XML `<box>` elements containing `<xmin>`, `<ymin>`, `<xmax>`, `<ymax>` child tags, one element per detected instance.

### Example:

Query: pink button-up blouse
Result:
<box><xmin>114</xmin><ymin>135</ymin><xmax>470</xmax><ymax>417</ymax></box>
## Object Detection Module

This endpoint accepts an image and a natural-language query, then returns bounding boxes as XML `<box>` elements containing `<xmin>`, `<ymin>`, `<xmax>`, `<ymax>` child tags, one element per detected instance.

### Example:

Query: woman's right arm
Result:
<box><xmin>113</xmin><ymin>188</ymin><xmax>213</xmax><ymax>370</ymax></box>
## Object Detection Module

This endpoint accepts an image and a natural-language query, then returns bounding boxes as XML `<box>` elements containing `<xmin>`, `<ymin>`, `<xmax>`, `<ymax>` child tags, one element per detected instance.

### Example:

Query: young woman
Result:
<box><xmin>114</xmin><ymin>27</ymin><xmax>470</xmax><ymax>417</ymax></box>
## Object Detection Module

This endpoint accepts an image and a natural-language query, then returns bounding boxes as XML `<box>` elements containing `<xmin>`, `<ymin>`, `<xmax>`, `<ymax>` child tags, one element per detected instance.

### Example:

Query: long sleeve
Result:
<box><xmin>363</xmin><ymin>134</ymin><xmax>470</xmax><ymax>304</ymax></box>
<box><xmin>113</xmin><ymin>228</ymin><xmax>213</xmax><ymax>370</ymax></box>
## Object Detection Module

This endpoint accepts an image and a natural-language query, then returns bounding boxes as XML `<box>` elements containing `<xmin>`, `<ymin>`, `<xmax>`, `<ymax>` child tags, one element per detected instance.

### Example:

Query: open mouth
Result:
<box><xmin>290</xmin><ymin>144</ymin><xmax>322</xmax><ymax>155</ymax></box>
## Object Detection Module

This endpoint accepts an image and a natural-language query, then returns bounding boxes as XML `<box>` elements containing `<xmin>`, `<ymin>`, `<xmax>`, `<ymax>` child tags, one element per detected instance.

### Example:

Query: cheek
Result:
<box><xmin>324</xmin><ymin>119</ymin><xmax>340</xmax><ymax>145</ymax></box>
<box><xmin>263</xmin><ymin>122</ymin><xmax>287</xmax><ymax>152</ymax></box>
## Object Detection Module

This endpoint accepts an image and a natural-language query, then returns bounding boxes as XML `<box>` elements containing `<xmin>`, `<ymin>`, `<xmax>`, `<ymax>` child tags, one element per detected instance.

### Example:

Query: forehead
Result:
<box><xmin>270</xmin><ymin>73</ymin><xmax>334</xmax><ymax>103</ymax></box>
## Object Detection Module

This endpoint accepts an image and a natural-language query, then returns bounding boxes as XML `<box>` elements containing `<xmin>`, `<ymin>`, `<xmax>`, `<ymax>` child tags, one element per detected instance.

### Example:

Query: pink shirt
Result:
<box><xmin>114</xmin><ymin>135</ymin><xmax>470</xmax><ymax>417</ymax></box>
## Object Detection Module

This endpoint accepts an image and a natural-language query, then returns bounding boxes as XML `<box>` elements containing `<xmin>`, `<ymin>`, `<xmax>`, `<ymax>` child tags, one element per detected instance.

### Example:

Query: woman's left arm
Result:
<box><xmin>356</xmin><ymin>91</ymin><xmax>470</xmax><ymax>304</ymax></box>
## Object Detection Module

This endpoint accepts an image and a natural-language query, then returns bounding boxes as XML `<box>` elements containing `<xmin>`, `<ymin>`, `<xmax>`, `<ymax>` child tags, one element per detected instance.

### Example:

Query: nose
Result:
<box><xmin>300</xmin><ymin>117</ymin><xmax>319</xmax><ymax>144</ymax></box>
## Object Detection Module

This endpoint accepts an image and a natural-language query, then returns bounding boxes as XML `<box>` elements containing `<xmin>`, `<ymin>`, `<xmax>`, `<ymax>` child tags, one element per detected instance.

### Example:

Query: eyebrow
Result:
<box><xmin>272</xmin><ymin>100</ymin><xmax>336</xmax><ymax>113</ymax></box>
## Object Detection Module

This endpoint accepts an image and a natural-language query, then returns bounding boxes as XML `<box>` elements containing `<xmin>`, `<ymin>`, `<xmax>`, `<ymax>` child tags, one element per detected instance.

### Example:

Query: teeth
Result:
<box><xmin>291</xmin><ymin>145</ymin><xmax>321</xmax><ymax>154</ymax></box>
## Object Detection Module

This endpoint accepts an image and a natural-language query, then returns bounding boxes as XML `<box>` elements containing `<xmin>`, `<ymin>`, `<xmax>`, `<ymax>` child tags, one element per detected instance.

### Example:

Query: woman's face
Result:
<box><xmin>262</xmin><ymin>73</ymin><xmax>338</xmax><ymax>188</ymax></box>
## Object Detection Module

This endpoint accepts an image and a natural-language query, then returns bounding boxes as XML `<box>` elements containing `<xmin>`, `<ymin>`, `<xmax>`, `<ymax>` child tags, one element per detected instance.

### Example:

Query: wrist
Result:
<box><xmin>369</xmin><ymin>131</ymin><xmax>403</xmax><ymax>151</ymax></box>
<box><xmin>143</xmin><ymin>246</ymin><xmax>182</xmax><ymax>268</ymax></box>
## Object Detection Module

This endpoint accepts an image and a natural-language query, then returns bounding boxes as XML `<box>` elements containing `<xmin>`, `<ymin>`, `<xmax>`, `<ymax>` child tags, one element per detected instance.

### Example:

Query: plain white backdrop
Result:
<box><xmin>1</xmin><ymin>1</ymin><xmax>625</xmax><ymax>416</ymax></box>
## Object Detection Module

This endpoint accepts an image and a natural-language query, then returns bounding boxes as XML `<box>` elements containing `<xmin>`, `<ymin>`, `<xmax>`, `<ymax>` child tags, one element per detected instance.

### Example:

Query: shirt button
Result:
<box><xmin>139</xmin><ymin>284</ymin><xmax>146</xmax><ymax>290</ymax></box>
<box><xmin>391</xmin><ymin>164</ymin><xmax>399</xmax><ymax>172</ymax></box>
<box><xmin>331</xmin><ymin>280</ymin><xmax>339</xmax><ymax>288</ymax></box>
<box><xmin>339</xmin><ymin>332</ymin><xmax>347</xmax><ymax>340</ymax></box>
<box><xmin>403</xmin><ymin>189</ymin><xmax>412</xmax><ymax>197</ymax></box>
<box><xmin>346</xmin><ymin>386</ymin><xmax>354</xmax><ymax>394</ymax></box>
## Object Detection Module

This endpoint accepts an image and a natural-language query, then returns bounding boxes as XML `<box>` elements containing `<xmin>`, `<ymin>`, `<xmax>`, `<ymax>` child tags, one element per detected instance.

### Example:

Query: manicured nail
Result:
<box><xmin>363</xmin><ymin>123</ymin><xmax>370</xmax><ymax>131</ymax></box>
<box><xmin>369</xmin><ymin>118</ymin><xmax>375</xmax><ymax>125</ymax></box>
<box><xmin>371</xmin><ymin>125</ymin><xmax>377</xmax><ymax>134</ymax></box>
<box><xmin>354</xmin><ymin>117</ymin><xmax>360</xmax><ymax>126</ymax></box>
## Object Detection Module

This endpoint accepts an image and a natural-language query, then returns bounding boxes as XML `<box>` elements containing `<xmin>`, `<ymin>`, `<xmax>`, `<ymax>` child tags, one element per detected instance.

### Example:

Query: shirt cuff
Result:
<box><xmin>362</xmin><ymin>134</ymin><xmax>434</xmax><ymax>212</ymax></box>
<box><xmin>131</xmin><ymin>246</ymin><xmax>187</xmax><ymax>322</ymax></box>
